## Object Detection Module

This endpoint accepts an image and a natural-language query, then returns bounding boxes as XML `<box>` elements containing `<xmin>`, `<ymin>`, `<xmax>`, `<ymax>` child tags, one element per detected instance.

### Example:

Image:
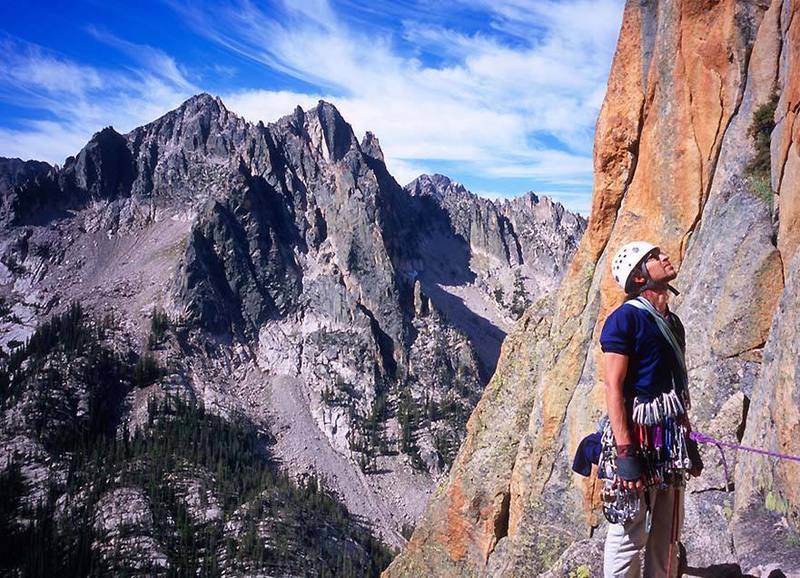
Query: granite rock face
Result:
<box><xmin>0</xmin><ymin>91</ymin><xmax>583</xmax><ymax>565</ymax></box>
<box><xmin>386</xmin><ymin>0</ymin><xmax>800</xmax><ymax>575</ymax></box>
<box><xmin>406</xmin><ymin>174</ymin><xmax>585</xmax><ymax>376</ymax></box>
<box><xmin>92</xmin><ymin>487</ymin><xmax>171</xmax><ymax>574</ymax></box>
<box><xmin>733</xmin><ymin>249</ymin><xmax>800</xmax><ymax>574</ymax></box>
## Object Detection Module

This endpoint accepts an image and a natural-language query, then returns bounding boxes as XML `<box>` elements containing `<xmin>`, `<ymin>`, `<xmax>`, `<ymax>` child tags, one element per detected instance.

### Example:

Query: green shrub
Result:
<box><xmin>745</xmin><ymin>93</ymin><xmax>778</xmax><ymax>208</ymax></box>
<box><xmin>132</xmin><ymin>353</ymin><xmax>162</xmax><ymax>388</ymax></box>
<box><xmin>765</xmin><ymin>491</ymin><xmax>789</xmax><ymax>514</ymax></box>
<box><xmin>400</xmin><ymin>523</ymin><xmax>415</xmax><ymax>540</ymax></box>
<box><xmin>510</xmin><ymin>270</ymin><xmax>531</xmax><ymax>320</ymax></box>
<box><xmin>749</xmin><ymin>173</ymin><xmax>774</xmax><ymax>208</ymax></box>
<box><xmin>569</xmin><ymin>566</ymin><xmax>591</xmax><ymax>578</ymax></box>
<box><xmin>147</xmin><ymin>309</ymin><xmax>170</xmax><ymax>349</ymax></box>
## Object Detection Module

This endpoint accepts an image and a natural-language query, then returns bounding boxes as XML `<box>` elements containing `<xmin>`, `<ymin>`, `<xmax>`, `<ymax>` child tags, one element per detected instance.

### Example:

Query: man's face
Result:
<box><xmin>643</xmin><ymin>248</ymin><xmax>677</xmax><ymax>283</ymax></box>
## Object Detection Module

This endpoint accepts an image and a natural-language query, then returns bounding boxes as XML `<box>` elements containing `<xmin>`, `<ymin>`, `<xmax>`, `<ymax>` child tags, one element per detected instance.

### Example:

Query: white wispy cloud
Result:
<box><xmin>0</xmin><ymin>35</ymin><xmax>197</xmax><ymax>164</ymax></box>
<box><xmin>85</xmin><ymin>27</ymin><xmax>198</xmax><ymax>92</ymax></box>
<box><xmin>222</xmin><ymin>89</ymin><xmax>326</xmax><ymax>126</ymax></box>
<box><xmin>178</xmin><ymin>0</ymin><xmax>623</xmax><ymax>208</ymax></box>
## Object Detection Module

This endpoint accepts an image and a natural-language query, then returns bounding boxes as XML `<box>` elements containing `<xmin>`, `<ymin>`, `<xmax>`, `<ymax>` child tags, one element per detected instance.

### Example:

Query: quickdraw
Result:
<box><xmin>631</xmin><ymin>389</ymin><xmax>685</xmax><ymax>425</ymax></box>
<box><xmin>601</xmin><ymin>480</ymin><xmax>641</xmax><ymax>525</ymax></box>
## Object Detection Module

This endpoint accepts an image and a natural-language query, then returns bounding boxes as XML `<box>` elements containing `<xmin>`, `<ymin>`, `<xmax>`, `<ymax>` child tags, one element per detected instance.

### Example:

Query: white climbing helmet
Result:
<box><xmin>611</xmin><ymin>241</ymin><xmax>657</xmax><ymax>291</ymax></box>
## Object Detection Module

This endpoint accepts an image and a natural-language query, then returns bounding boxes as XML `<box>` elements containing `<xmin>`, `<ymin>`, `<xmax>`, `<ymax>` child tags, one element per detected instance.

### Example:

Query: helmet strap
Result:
<box><xmin>638</xmin><ymin>261</ymin><xmax>680</xmax><ymax>295</ymax></box>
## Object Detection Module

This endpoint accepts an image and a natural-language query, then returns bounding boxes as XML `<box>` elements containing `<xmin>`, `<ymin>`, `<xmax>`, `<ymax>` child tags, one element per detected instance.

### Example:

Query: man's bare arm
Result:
<box><xmin>604</xmin><ymin>352</ymin><xmax>632</xmax><ymax>447</ymax></box>
<box><xmin>604</xmin><ymin>352</ymin><xmax>643</xmax><ymax>489</ymax></box>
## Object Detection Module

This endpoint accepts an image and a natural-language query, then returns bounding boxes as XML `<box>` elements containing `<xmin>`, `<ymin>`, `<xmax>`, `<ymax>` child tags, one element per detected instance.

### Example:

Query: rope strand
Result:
<box><xmin>689</xmin><ymin>431</ymin><xmax>800</xmax><ymax>490</ymax></box>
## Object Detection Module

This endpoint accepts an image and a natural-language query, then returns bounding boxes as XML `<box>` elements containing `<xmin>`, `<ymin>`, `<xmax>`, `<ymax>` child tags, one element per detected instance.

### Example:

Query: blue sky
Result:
<box><xmin>0</xmin><ymin>0</ymin><xmax>624</xmax><ymax>214</ymax></box>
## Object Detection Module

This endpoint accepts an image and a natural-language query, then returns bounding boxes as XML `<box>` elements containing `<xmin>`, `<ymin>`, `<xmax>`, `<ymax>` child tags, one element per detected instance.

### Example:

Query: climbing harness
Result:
<box><xmin>598</xmin><ymin>405</ymin><xmax>691</xmax><ymax>525</ymax></box>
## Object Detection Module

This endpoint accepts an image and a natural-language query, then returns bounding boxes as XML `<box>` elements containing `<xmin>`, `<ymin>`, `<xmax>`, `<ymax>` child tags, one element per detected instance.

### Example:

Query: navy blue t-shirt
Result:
<box><xmin>599</xmin><ymin>301</ymin><xmax>685</xmax><ymax>401</ymax></box>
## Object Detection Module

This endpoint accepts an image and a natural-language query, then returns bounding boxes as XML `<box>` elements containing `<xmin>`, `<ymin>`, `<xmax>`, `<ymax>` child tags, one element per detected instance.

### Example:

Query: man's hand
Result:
<box><xmin>615</xmin><ymin>444</ymin><xmax>645</xmax><ymax>490</ymax></box>
<box><xmin>604</xmin><ymin>352</ymin><xmax>647</xmax><ymax>488</ymax></box>
<box><xmin>620</xmin><ymin>477</ymin><xmax>644</xmax><ymax>491</ymax></box>
<box><xmin>686</xmin><ymin>438</ymin><xmax>704</xmax><ymax>477</ymax></box>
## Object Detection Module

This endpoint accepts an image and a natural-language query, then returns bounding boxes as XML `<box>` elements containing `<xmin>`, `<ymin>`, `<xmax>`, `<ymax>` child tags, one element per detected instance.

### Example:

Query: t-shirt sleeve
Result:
<box><xmin>600</xmin><ymin>306</ymin><xmax>635</xmax><ymax>355</ymax></box>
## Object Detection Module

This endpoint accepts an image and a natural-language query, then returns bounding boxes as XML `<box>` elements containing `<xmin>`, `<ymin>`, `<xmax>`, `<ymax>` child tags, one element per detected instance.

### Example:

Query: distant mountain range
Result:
<box><xmin>0</xmin><ymin>93</ymin><xmax>584</xmax><ymax>574</ymax></box>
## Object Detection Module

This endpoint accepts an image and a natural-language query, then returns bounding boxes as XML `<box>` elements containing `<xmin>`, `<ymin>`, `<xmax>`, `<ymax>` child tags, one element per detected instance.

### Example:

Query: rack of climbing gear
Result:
<box><xmin>598</xmin><ymin>422</ymin><xmax>642</xmax><ymax>524</ymax></box>
<box><xmin>598</xmin><ymin>386</ymin><xmax>693</xmax><ymax>525</ymax></box>
<box><xmin>631</xmin><ymin>392</ymin><xmax>693</xmax><ymax>487</ymax></box>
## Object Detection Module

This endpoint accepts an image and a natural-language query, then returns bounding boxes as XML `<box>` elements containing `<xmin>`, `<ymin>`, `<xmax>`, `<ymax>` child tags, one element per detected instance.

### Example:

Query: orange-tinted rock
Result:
<box><xmin>775</xmin><ymin>0</ymin><xmax>800</xmax><ymax>269</ymax></box>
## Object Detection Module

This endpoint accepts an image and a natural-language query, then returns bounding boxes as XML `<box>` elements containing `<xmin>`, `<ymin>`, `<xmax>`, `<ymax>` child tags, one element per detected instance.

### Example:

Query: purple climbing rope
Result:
<box><xmin>690</xmin><ymin>431</ymin><xmax>800</xmax><ymax>490</ymax></box>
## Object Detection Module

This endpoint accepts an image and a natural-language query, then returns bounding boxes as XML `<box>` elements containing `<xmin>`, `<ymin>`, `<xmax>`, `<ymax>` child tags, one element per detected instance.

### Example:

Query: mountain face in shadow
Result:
<box><xmin>406</xmin><ymin>173</ymin><xmax>585</xmax><ymax>378</ymax></box>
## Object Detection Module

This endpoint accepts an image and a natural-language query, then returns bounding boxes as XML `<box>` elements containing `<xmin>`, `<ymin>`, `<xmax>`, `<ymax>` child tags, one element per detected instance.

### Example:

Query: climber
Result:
<box><xmin>599</xmin><ymin>241</ymin><xmax>702</xmax><ymax>578</ymax></box>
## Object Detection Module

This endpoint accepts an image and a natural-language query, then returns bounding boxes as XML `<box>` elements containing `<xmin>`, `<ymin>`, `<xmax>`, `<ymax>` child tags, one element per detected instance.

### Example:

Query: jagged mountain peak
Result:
<box><xmin>61</xmin><ymin>125</ymin><xmax>126</xmax><ymax>168</ymax></box>
<box><xmin>361</xmin><ymin>131</ymin><xmax>384</xmax><ymax>162</ymax></box>
<box><xmin>91</xmin><ymin>125</ymin><xmax>124</xmax><ymax>141</ymax></box>
<box><xmin>497</xmin><ymin>190</ymin><xmax>574</xmax><ymax>222</ymax></box>
<box><xmin>401</xmin><ymin>170</ymin><xmax>585</xmax><ymax>348</ymax></box>
<box><xmin>270</xmin><ymin>99</ymin><xmax>359</xmax><ymax>163</ymax></box>
<box><xmin>63</xmin><ymin>124</ymin><xmax>135</xmax><ymax>200</ymax></box>
<box><xmin>509</xmin><ymin>190</ymin><xmax>541</xmax><ymax>206</ymax></box>
<box><xmin>406</xmin><ymin>173</ymin><xmax>471</xmax><ymax>200</ymax></box>
<box><xmin>73</xmin><ymin>125</ymin><xmax>128</xmax><ymax>162</ymax></box>
<box><xmin>312</xmin><ymin>98</ymin><xmax>342</xmax><ymax>118</ymax></box>
<box><xmin>153</xmin><ymin>92</ymin><xmax>232</xmax><ymax>126</ymax></box>
<box><xmin>408</xmin><ymin>174</ymin><xmax>573</xmax><ymax>220</ymax></box>
<box><xmin>180</xmin><ymin>91</ymin><xmax>224</xmax><ymax>109</ymax></box>
<box><xmin>313</xmin><ymin>100</ymin><xmax>357</xmax><ymax>163</ymax></box>
<box><xmin>133</xmin><ymin>93</ymin><xmax>235</xmax><ymax>136</ymax></box>
<box><xmin>0</xmin><ymin>157</ymin><xmax>52</xmax><ymax>194</ymax></box>
<box><xmin>0</xmin><ymin>91</ymin><xmax>589</xmax><ymax>563</ymax></box>
<box><xmin>125</xmin><ymin>92</ymin><xmax>246</xmax><ymax>156</ymax></box>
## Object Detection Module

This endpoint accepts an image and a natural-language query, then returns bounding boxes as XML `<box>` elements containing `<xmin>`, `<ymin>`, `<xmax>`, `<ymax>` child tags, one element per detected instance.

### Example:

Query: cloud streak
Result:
<box><xmin>181</xmin><ymin>0</ymin><xmax>623</xmax><ymax>212</ymax></box>
<box><xmin>0</xmin><ymin>35</ymin><xmax>197</xmax><ymax>164</ymax></box>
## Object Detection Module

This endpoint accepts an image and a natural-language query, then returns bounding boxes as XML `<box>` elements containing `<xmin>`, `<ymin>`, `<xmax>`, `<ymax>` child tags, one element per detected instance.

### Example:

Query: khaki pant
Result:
<box><xmin>603</xmin><ymin>486</ymin><xmax>684</xmax><ymax>577</ymax></box>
